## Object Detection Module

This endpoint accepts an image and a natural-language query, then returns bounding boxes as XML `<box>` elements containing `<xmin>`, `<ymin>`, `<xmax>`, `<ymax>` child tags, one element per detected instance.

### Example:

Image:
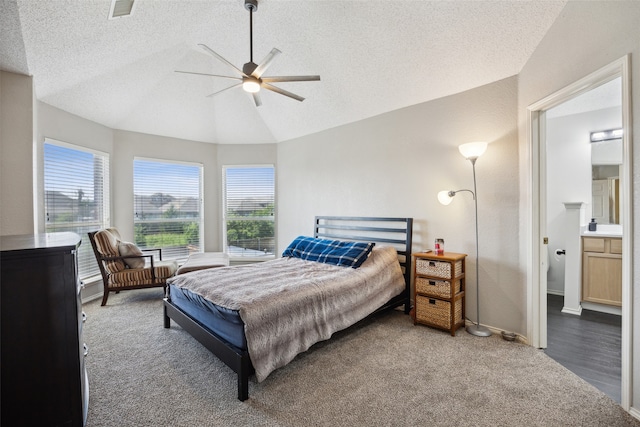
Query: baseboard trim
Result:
<box><xmin>546</xmin><ymin>289</ymin><xmax>564</xmax><ymax>296</ymax></box>
<box><xmin>581</xmin><ymin>301</ymin><xmax>622</xmax><ymax>316</ymax></box>
<box><xmin>82</xmin><ymin>292</ymin><xmax>103</xmax><ymax>304</ymax></box>
<box><xmin>561</xmin><ymin>305</ymin><xmax>583</xmax><ymax>316</ymax></box>
<box><xmin>81</xmin><ymin>279</ymin><xmax>103</xmax><ymax>304</ymax></box>
<box><xmin>464</xmin><ymin>320</ymin><xmax>528</xmax><ymax>345</ymax></box>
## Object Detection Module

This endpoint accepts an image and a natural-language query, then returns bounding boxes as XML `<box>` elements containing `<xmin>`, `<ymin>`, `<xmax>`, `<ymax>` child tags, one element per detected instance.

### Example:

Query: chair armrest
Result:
<box><xmin>141</xmin><ymin>247</ymin><xmax>163</xmax><ymax>260</ymax></box>
<box><xmin>101</xmin><ymin>254</ymin><xmax>156</xmax><ymax>280</ymax></box>
<box><xmin>102</xmin><ymin>254</ymin><xmax>154</xmax><ymax>262</ymax></box>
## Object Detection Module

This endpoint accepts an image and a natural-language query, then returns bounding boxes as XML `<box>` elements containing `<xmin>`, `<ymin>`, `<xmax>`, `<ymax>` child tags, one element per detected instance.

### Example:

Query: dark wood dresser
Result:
<box><xmin>1</xmin><ymin>232</ymin><xmax>88</xmax><ymax>426</ymax></box>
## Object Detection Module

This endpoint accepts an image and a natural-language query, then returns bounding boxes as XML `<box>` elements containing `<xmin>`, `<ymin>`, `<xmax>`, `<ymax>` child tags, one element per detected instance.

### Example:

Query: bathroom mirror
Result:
<box><xmin>591</xmin><ymin>137</ymin><xmax>622</xmax><ymax>224</ymax></box>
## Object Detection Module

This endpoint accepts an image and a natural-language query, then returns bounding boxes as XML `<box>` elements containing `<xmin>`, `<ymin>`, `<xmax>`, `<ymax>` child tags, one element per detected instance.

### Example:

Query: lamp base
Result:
<box><xmin>466</xmin><ymin>324</ymin><xmax>492</xmax><ymax>337</ymax></box>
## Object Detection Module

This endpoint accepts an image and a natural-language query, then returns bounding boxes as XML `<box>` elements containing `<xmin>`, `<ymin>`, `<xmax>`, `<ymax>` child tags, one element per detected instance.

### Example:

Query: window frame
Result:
<box><xmin>133</xmin><ymin>156</ymin><xmax>204</xmax><ymax>263</ymax></box>
<box><xmin>222</xmin><ymin>164</ymin><xmax>276</xmax><ymax>261</ymax></box>
<box><xmin>42</xmin><ymin>138</ymin><xmax>110</xmax><ymax>281</ymax></box>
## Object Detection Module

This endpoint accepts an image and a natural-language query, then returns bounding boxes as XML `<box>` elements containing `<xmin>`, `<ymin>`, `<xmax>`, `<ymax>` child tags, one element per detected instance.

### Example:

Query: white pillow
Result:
<box><xmin>118</xmin><ymin>241</ymin><xmax>145</xmax><ymax>269</ymax></box>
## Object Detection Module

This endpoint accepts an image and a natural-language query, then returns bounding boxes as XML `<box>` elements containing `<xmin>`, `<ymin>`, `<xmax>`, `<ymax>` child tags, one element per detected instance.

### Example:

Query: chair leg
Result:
<box><xmin>101</xmin><ymin>288</ymin><xmax>109</xmax><ymax>306</ymax></box>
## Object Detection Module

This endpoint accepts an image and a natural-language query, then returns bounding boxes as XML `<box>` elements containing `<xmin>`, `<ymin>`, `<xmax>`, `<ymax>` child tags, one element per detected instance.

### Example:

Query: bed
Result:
<box><xmin>163</xmin><ymin>216</ymin><xmax>413</xmax><ymax>401</ymax></box>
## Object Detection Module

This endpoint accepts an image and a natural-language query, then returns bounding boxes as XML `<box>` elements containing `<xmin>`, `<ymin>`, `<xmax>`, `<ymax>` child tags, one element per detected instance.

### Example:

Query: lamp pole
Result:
<box><xmin>466</xmin><ymin>157</ymin><xmax>491</xmax><ymax>337</ymax></box>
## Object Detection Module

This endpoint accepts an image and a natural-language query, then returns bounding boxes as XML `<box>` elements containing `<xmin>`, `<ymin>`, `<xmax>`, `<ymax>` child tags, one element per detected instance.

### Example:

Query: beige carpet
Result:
<box><xmin>83</xmin><ymin>288</ymin><xmax>640</xmax><ymax>426</ymax></box>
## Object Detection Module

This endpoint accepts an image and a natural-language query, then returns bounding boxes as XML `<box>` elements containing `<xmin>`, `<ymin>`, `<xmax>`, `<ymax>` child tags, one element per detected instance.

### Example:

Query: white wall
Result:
<box><xmin>517</xmin><ymin>0</ymin><xmax>640</xmax><ymax>411</ymax></box>
<box><xmin>0</xmin><ymin>71</ymin><xmax>35</xmax><ymax>235</ymax></box>
<box><xmin>545</xmin><ymin>106</ymin><xmax>621</xmax><ymax>294</ymax></box>
<box><xmin>278</xmin><ymin>76</ymin><xmax>522</xmax><ymax>334</ymax></box>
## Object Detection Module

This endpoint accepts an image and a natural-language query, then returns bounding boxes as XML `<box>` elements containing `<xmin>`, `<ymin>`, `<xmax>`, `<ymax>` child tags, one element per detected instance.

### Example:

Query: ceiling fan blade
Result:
<box><xmin>198</xmin><ymin>44</ymin><xmax>247</xmax><ymax>77</ymax></box>
<box><xmin>261</xmin><ymin>75</ymin><xmax>321</xmax><ymax>83</ymax></box>
<box><xmin>205</xmin><ymin>83</ymin><xmax>242</xmax><ymax>98</ymax></box>
<box><xmin>175</xmin><ymin>70</ymin><xmax>242</xmax><ymax>81</ymax></box>
<box><xmin>262</xmin><ymin>83</ymin><xmax>305</xmax><ymax>102</ymax></box>
<box><xmin>252</xmin><ymin>92</ymin><xmax>262</xmax><ymax>107</ymax></box>
<box><xmin>252</xmin><ymin>48</ymin><xmax>282</xmax><ymax>78</ymax></box>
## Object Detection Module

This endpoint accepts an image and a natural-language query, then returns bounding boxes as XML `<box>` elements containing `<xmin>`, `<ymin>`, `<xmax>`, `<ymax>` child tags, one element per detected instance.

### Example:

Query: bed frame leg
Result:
<box><xmin>163</xmin><ymin>301</ymin><xmax>170</xmax><ymax>328</ymax></box>
<box><xmin>238</xmin><ymin>354</ymin><xmax>250</xmax><ymax>401</ymax></box>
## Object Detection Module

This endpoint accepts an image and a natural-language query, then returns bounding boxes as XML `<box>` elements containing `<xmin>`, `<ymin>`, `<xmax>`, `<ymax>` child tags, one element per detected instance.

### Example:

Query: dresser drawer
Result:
<box><xmin>415</xmin><ymin>277</ymin><xmax>461</xmax><ymax>298</ymax></box>
<box><xmin>583</xmin><ymin>237</ymin><xmax>605</xmax><ymax>253</ymax></box>
<box><xmin>583</xmin><ymin>237</ymin><xmax>622</xmax><ymax>254</ymax></box>
<box><xmin>415</xmin><ymin>258</ymin><xmax>462</xmax><ymax>279</ymax></box>
<box><xmin>415</xmin><ymin>296</ymin><xmax>462</xmax><ymax>330</ymax></box>
<box><xmin>610</xmin><ymin>238</ymin><xmax>622</xmax><ymax>254</ymax></box>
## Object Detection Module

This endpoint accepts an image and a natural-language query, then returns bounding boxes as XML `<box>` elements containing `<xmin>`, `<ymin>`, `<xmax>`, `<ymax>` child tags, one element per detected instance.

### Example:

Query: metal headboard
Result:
<box><xmin>314</xmin><ymin>216</ymin><xmax>413</xmax><ymax>313</ymax></box>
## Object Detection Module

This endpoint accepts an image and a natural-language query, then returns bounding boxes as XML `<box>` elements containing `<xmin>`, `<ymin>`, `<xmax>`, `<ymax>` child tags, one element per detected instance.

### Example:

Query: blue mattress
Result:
<box><xmin>168</xmin><ymin>283</ymin><xmax>247</xmax><ymax>350</ymax></box>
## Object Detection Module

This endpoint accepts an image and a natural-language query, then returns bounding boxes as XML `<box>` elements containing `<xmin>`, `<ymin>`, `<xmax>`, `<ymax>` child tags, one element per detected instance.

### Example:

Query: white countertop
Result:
<box><xmin>581</xmin><ymin>224</ymin><xmax>622</xmax><ymax>238</ymax></box>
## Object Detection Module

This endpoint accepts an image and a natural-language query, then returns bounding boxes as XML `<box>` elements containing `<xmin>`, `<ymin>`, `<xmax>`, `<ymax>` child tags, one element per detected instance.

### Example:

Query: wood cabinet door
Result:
<box><xmin>582</xmin><ymin>252</ymin><xmax>622</xmax><ymax>306</ymax></box>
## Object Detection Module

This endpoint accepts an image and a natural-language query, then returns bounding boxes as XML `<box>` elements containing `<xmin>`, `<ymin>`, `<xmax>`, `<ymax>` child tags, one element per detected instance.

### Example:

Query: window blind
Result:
<box><xmin>222</xmin><ymin>165</ymin><xmax>275</xmax><ymax>258</ymax></box>
<box><xmin>44</xmin><ymin>140</ymin><xmax>110</xmax><ymax>281</ymax></box>
<box><xmin>134</xmin><ymin>158</ymin><xmax>203</xmax><ymax>261</ymax></box>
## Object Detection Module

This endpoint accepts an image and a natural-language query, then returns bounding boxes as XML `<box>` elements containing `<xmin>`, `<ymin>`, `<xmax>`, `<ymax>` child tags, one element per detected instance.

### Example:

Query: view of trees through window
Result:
<box><xmin>134</xmin><ymin>159</ymin><xmax>202</xmax><ymax>261</ymax></box>
<box><xmin>223</xmin><ymin>166</ymin><xmax>275</xmax><ymax>257</ymax></box>
<box><xmin>44</xmin><ymin>141</ymin><xmax>110</xmax><ymax>280</ymax></box>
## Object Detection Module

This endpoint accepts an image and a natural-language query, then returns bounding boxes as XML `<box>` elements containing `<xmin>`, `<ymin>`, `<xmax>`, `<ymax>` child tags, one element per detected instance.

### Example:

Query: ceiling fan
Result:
<box><xmin>177</xmin><ymin>0</ymin><xmax>320</xmax><ymax>107</ymax></box>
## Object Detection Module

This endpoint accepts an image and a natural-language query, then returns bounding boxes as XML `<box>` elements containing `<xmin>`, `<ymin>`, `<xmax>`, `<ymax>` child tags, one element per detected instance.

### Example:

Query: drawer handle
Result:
<box><xmin>83</xmin><ymin>344</ymin><xmax>89</xmax><ymax>357</ymax></box>
<box><xmin>429</xmin><ymin>280</ymin><xmax>436</xmax><ymax>286</ymax></box>
<box><xmin>82</xmin><ymin>312</ymin><xmax>87</xmax><ymax>323</ymax></box>
<box><xmin>429</xmin><ymin>299</ymin><xmax>436</xmax><ymax>305</ymax></box>
<box><xmin>429</xmin><ymin>261</ymin><xmax>436</xmax><ymax>267</ymax></box>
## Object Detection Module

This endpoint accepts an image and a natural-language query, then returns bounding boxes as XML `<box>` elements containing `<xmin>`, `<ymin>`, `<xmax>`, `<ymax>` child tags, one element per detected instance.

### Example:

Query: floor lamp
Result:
<box><xmin>437</xmin><ymin>141</ymin><xmax>491</xmax><ymax>337</ymax></box>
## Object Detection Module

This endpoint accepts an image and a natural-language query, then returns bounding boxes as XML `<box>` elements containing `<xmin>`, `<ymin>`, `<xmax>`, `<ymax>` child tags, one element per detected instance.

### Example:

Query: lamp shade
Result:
<box><xmin>458</xmin><ymin>141</ymin><xmax>488</xmax><ymax>159</ymax></box>
<box><xmin>437</xmin><ymin>190</ymin><xmax>454</xmax><ymax>205</ymax></box>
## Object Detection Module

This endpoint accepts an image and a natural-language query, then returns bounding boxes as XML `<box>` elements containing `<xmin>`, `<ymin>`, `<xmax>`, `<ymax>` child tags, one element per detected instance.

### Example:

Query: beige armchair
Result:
<box><xmin>88</xmin><ymin>228</ymin><xmax>178</xmax><ymax>306</ymax></box>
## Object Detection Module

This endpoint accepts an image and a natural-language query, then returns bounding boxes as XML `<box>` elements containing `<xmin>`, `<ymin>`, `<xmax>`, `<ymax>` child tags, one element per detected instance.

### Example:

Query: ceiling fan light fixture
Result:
<box><xmin>242</xmin><ymin>78</ymin><xmax>261</xmax><ymax>93</ymax></box>
<box><xmin>179</xmin><ymin>0</ymin><xmax>319</xmax><ymax>106</ymax></box>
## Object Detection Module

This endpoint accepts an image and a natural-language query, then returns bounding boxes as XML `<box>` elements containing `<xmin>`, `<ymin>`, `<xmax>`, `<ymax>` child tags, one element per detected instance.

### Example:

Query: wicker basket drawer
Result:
<box><xmin>415</xmin><ymin>277</ymin><xmax>461</xmax><ymax>298</ymax></box>
<box><xmin>416</xmin><ymin>258</ymin><xmax>463</xmax><ymax>279</ymax></box>
<box><xmin>415</xmin><ymin>296</ymin><xmax>462</xmax><ymax>330</ymax></box>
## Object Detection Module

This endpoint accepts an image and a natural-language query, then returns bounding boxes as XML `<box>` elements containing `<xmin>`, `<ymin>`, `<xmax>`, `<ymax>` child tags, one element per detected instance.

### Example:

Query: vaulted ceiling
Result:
<box><xmin>1</xmin><ymin>0</ymin><xmax>568</xmax><ymax>144</ymax></box>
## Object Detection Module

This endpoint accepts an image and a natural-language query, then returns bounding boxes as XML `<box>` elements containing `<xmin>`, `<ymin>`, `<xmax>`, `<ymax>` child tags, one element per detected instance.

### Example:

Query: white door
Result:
<box><xmin>592</xmin><ymin>179</ymin><xmax>609</xmax><ymax>224</ymax></box>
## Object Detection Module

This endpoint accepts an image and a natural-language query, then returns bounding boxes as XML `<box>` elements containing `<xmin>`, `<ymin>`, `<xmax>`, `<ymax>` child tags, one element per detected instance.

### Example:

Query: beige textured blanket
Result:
<box><xmin>167</xmin><ymin>246</ymin><xmax>405</xmax><ymax>382</ymax></box>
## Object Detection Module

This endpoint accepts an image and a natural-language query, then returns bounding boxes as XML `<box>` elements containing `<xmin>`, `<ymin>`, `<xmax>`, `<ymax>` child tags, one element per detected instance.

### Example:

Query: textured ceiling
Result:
<box><xmin>1</xmin><ymin>0</ymin><xmax>568</xmax><ymax>144</ymax></box>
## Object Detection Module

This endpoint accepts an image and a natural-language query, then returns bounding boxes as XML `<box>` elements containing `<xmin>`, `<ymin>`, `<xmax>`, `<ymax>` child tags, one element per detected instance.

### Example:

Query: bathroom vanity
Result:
<box><xmin>582</xmin><ymin>232</ymin><xmax>622</xmax><ymax>307</ymax></box>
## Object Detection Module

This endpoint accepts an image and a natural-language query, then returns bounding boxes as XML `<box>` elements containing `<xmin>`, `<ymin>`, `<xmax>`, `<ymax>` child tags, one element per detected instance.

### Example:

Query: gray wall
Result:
<box><xmin>1</xmin><ymin>71</ymin><xmax>35</xmax><ymax>235</ymax></box>
<box><xmin>517</xmin><ymin>0</ymin><xmax>640</xmax><ymax>411</ymax></box>
<box><xmin>277</xmin><ymin>76</ymin><xmax>521</xmax><ymax>334</ymax></box>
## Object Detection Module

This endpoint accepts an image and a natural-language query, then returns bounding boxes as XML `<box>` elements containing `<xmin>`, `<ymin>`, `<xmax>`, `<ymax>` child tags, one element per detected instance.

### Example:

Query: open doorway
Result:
<box><xmin>543</xmin><ymin>77</ymin><xmax>623</xmax><ymax>403</ymax></box>
<box><xmin>527</xmin><ymin>56</ymin><xmax>632</xmax><ymax>409</ymax></box>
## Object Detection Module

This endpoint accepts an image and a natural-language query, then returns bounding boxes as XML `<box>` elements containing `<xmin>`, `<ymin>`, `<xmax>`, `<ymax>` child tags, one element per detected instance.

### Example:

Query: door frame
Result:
<box><xmin>526</xmin><ymin>55</ymin><xmax>632</xmax><ymax>409</ymax></box>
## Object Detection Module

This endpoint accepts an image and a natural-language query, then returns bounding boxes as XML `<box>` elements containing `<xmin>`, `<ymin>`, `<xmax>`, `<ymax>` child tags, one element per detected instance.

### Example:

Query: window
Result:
<box><xmin>44</xmin><ymin>140</ymin><xmax>110</xmax><ymax>281</ymax></box>
<box><xmin>134</xmin><ymin>158</ymin><xmax>203</xmax><ymax>261</ymax></box>
<box><xmin>222</xmin><ymin>165</ymin><xmax>275</xmax><ymax>258</ymax></box>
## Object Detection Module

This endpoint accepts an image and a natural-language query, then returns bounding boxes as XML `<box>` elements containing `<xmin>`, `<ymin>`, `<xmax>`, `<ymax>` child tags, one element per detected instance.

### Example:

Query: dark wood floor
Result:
<box><xmin>544</xmin><ymin>294</ymin><xmax>621</xmax><ymax>403</ymax></box>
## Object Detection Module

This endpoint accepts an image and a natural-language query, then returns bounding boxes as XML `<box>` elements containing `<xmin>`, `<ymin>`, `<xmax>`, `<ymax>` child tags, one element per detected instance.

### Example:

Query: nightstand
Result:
<box><xmin>412</xmin><ymin>251</ymin><xmax>466</xmax><ymax>336</ymax></box>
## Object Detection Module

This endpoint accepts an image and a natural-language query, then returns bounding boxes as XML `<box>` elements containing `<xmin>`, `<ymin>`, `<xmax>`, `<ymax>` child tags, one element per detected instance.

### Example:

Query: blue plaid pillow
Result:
<box><xmin>282</xmin><ymin>236</ymin><xmax>375</xmax><ymax>268</ymax></box>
